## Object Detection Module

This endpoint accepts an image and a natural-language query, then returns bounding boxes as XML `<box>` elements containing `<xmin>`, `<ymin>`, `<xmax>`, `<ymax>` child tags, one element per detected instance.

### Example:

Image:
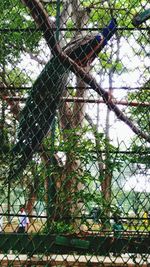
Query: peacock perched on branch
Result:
<box><xmin>8</xmin><ymin>19</ymin><xmax>117</xmax><ymax>180</ymax></box>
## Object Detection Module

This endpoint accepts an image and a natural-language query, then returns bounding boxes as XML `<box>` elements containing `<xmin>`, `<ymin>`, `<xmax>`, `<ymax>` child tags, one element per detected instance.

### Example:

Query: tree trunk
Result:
<box><xmin>56</xmin><ymin>2</ymin><xmax>90</xmax><ymax>230</ymax></box>
<box><xmin>26</xmin><ymin>172</ymin><xmax>39</xmax><ymax>222</ymax></box>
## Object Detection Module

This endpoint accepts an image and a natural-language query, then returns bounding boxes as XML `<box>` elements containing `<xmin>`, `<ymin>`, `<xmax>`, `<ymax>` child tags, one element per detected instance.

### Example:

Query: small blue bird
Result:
<box><xmin>8</xmin><ymin>19</ymin><xmax>117</xmax><ymax>180</ymax></box>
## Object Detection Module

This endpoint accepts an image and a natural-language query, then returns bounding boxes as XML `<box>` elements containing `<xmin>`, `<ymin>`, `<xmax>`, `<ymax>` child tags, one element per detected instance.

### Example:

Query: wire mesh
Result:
<box><xmin>0</xmin><ymin>0</ymin><xmax>150</xmax><ymax>266</ymax></box>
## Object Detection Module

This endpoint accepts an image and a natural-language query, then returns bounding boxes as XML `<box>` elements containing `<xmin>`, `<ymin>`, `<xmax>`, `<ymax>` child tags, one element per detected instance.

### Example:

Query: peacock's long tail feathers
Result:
<box><xmin>9</xmin><ymin>57</ymin><xmax>68</xmax><ymax>180</ymax></box>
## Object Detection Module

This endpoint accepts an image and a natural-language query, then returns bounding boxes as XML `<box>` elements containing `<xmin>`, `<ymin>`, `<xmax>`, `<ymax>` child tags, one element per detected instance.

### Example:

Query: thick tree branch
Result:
<box><xmin>21</xmin><ymin>0</ymin><xmax>61</xmax><ymax>55</ymax></box>
<box><xmin>21</xmin><ymin>0</ymin><xmax>150</xmax><ymax>143</ymax></box>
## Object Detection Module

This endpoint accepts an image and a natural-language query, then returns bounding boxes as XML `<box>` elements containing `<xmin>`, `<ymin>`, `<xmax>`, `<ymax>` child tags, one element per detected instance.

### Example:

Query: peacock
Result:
<box><xmin>8</xmin><ymin>19</ymin><xmax>117</xmax><ymax>180</ymax></box>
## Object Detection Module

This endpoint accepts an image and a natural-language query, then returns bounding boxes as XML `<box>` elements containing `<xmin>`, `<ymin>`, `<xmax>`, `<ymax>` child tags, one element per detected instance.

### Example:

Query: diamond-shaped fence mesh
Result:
<box><xmin>0</xmin><ymin>0</ymin><xmax>150</xmax><ymax>266</ymax></box>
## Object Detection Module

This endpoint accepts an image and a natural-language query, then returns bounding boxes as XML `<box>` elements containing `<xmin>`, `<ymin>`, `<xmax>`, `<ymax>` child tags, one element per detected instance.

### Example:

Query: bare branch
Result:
<box><xmin>23</xmin><ymin>48</ymin><xmax>47</xmax><ymax>65</ymax></box>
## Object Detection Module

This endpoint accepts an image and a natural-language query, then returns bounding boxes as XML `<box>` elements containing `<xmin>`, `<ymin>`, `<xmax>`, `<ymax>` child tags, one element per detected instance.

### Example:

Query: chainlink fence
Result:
<box><xmin>0</xmin><ymin>0</ymin><xmax>150</xmax><ymax>266</ymax></box>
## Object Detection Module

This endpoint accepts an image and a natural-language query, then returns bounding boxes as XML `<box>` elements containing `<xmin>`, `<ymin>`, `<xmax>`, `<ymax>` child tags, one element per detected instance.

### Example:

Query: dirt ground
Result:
<box><xmin>3</xmin><ymin>218</ymin><xmax>100</xmax><ymax>234</ymax></box>
<box><xmin>3</xmin><ymin>218</ymin><xmax>46</xmax><ymax>233</ymax></box>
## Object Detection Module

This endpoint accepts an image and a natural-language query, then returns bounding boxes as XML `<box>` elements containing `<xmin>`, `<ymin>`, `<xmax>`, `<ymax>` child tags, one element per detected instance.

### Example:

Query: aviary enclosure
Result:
<box><xmin>0</xmin><ymin>0</ymin><xmax>150</xmax><ymax>266</ymax></box>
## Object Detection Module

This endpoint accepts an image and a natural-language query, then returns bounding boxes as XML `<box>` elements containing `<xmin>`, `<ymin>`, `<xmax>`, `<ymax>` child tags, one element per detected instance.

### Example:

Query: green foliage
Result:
<box><xmin>2</xmin><ymin>67</ymin><xmax>30</xmax><ymax>87</ymax></box>
<box><xmin>0</xmin><ymin>0</ymin><xmax>41</xmax><ymax>64</ymax></box>
<box><xmin>129</xmin><ymin>144</ymin><xmax>150</xmax><ymax>167</ymax></box>
<box><xmin>99</xmin><ymin>53</ymin><xmax>124</xmax><ymax>73</ymax></box>
<box><xmin>128</xmin><ymin>81</ymin><xmax>150</xmax><ymax>134</ymax></box>
<box><xmin>42</xmin><ymin>220</ymin><xmax>74</xmax><ymax>234</ymax></box>
<box><xmin>42</xmin><ymin>126</ymin><xmax>126</xmax><ymax>215</ymax></box>
<box><xmin>0</xmin><ymin>67</ymin><xmax>31</xmax><ymax>180</ymax></box>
